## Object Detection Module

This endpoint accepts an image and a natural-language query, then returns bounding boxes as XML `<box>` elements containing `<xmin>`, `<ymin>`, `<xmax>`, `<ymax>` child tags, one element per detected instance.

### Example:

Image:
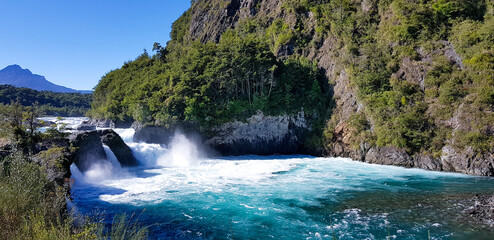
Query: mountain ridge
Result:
<box><xmin>0</xmin><ymin>64</ymin><xmax>92</xmax><ymax>94</ymax></box>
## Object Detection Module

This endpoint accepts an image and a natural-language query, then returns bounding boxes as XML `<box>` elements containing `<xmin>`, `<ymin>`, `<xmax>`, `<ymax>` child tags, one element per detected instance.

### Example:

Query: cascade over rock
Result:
<box><xmin>131</xmin><ymin>111</ymin><xmax>310</xmax><ymax>156</ymax></box>
<box><xmin>99</xmin><ymin>129</ymin><xmax>138</xmax><ymax>166</ymax></box>
<box><xmin>70</xmin><ymin>131</ymin><xmax>107</xmax><ymax>172</ymax></box>
<box><xmin>70</xmin><ymin>129</ymin><xmax>137</xmax><ymax>171</ymax></box>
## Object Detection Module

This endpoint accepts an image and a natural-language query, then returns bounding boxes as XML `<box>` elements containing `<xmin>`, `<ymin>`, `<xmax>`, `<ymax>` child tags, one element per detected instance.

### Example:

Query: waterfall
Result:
<box><xmin>157</xmin><ymin>132</ymin><xmax>203</xmax><ymax>167</ymax></box>
<box><xmin>70</xmin><ymin>126</ymin><xmax>208</xmax><ymax>185</ymax></box>
<box><xmin>71</xmin><ymin>145</ymin><xmax>131</xmax><ymax>183</ymax></box>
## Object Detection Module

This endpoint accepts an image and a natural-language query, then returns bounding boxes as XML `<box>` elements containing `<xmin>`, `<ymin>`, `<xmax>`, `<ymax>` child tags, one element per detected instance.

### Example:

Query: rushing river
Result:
<box><xmin>64</xmin><ymin>119</ymin><xmax>494</xmax><ymax>239</ymax></box>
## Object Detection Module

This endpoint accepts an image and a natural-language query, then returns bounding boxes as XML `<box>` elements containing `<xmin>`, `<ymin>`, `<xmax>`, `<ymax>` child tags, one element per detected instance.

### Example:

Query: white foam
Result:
<box><xmin>113</xmin><ymin>128</ymin><xmax>135</xmax><ymax>143</ymax></box>
<box><xmin>157</xmin><ymin>132</ymin><xmax>203</xmax><ymax>167</ymax></box>
<box><xmin>39</xmin><ymin>117</ymin><xmax>88</xmax><ymax>132</ymax></box>
<box><xmin>70</xmin><ymin>145</ymin><xmax>133</xmax><ymax>185</ymax></box>
<box><xmin>127</xmin><ymin>142</ymin><xmax>168</xmax><ymax>166</ymax></box>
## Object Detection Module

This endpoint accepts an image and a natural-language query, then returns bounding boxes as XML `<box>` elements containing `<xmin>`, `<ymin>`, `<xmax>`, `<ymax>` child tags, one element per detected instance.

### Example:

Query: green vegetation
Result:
<box><xmin>91</xmin><ymin>31</ymin><xmax>330</xmax><ymax>129</ymax></box>
<box><xmin>92</xmin><ymin>0</ymin><xmax>493</xmax><ymax>155</ymax></box>
<box><xmin>0</xmin><ymin>101</ymin><xmax>42</xmax><ymax>155</ymax></box>
<box><xmin>0</xmin><ymin>104</ymin><xmax>148</xmax><ymax>239</ymax></box>
<box><xmin>308</xmin><ymin>0</ymin><xmax>494</xmax><ymax>154</ymax></box>
<box><xmin>0</xmin><ymin>85</ymin><xmax>92</xmax><ymax>117</ymax></box>
<box><xmin>0</xmin><ymin>154</ymin><xmax>148</xmax><ymax>239</ymax></box>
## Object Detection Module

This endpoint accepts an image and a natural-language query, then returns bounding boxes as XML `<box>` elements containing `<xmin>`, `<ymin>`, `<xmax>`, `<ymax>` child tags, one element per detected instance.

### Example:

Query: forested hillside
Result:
<box><xmin>91</xmin><ymin>0</ymin><xmax>494</xmax><ymax>173</ymax></box>
<box><xmin>0</xmin><ymin>85</ymin><xmax>92</xmax><ymax>116</ymax></box>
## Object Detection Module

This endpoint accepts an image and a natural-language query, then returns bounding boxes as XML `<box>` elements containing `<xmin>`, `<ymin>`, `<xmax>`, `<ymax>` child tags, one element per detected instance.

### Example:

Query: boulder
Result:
<box><xmin>99</xmin><ymin>129</ymin><xmax>138</xmax><ymax>166</ymax></box>
<box><xmin>70</xmin><ymin>129</ymin><xmax>138</xmax><ymax>171</ymax></box>
<box><xmin>70</xmin><ymin>131</ymin><xmax>107</xmax><ymax>172</ymax></box>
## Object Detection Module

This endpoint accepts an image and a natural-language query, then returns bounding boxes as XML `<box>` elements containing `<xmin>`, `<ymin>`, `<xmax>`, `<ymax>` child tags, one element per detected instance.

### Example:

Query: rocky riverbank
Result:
<box><xmin>86</xmin><ymin>114</ymin><xmax>494</xmax><ymax>177</ymax></box>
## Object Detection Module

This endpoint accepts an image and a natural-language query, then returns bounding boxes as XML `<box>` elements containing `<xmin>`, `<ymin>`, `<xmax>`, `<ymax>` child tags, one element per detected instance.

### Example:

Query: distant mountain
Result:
<box><xmin>0</xmin><ymin>65</ymin><xmax>91</xmax><ymax>93</ymax></box>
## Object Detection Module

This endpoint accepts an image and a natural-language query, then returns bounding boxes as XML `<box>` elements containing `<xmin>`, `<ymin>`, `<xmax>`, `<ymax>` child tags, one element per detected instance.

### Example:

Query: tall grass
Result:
<box><xmin>0</xmin><ymin>154</ymin><xmax>148</xmax><ymax>240</ymax></box>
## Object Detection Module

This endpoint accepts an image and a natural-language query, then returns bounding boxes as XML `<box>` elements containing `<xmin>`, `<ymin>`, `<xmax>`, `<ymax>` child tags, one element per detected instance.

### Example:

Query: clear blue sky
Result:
<box><xmin>0</xmin><ymin>0</ymin><xmax>191</xmax><ymax>90</ymax></box>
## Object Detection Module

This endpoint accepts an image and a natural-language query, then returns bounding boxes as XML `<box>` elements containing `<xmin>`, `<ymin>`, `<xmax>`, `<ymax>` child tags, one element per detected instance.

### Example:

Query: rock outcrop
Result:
<box><xmin>133</xmin><ymin>126</ymin><xmax>176</xmax><ymax>145</ymax></box>
<box><xmin>86</xmin><ymin>119</ymin><xmax>113</xmax><ymax>128</ymax></box>
<box><xmin>440</xmin><ymin>146</ymin><xmax>494</xmax><ymax>176</ymax></box>
<box><xmin>70</xmin><ymin>129</ymin><xmax>138</xmax><ymax>171</ymax></box>
<box><xmin>70</xmin><ymin>131</ymin><xmax>108</xmax><ymax>172</ymax></box>
<box><xmin>364</xmin><ymin>146</ymin><xmax>414</xmax><ymax>168</ymax></box>
<box><xmin>99</xmin><ymin>129</ymin><xmax>138</xmax><ymax>166</ymax></box>
<box><xmin>33</xmin><ymin>142</ymin><xmax>74</xmax><ymax>187</ymax></box>
<box><xmin>206</xmin><ymin>111</ymin><xmax>309</xmax><ymax>155</ymax></box>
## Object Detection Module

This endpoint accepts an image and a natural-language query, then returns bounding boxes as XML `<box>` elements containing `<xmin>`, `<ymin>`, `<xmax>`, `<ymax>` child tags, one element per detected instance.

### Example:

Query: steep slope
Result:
<box><xmin>0</xmin><ymin>65</ymin><xmax>90</xmax><ymax>93</ymax></box>
<box><xmin>91</xmin><ymin>0</ymin><xmax>494</xmax><ymax>175</ymax></box>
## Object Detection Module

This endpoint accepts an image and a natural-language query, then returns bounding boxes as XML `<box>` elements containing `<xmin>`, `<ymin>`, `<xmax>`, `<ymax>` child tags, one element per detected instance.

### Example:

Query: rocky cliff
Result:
<box><xmin>172</xmin><ymin>0</ymin><xmax>494</xmax><ymax>175</ymax></box>
<box><xmin>92</xmin><ymin>0</ymin><xmax>494</xmax><ymax>175</ymax></box>
<box><xmin>206</xmin><ymin>111</ymin><xmax>308</xmax><ymax>155</ymax></box>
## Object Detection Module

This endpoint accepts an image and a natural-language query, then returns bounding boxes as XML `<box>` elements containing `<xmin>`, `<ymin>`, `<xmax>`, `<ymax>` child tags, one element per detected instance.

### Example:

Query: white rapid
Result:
<box><xmin>38</xmin><ymin>116</ymin><xmax>89</xmax><ymax>132</ymax></box>
<box><xmin>65</xmin><ymin>120</ymin><xmax>494</xmax><ymax>240</ymax></box>
<box><xmin>71</xmin><ymin>145</ymin><xmax>132</xmax><ymax>184</ymax></box>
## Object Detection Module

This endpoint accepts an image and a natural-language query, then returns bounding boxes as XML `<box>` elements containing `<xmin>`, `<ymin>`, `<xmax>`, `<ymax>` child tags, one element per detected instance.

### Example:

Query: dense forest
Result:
<box><xmin>0</xmin><ymin>85</ymin><xmax>92</xmax><ymax>117</ymax></box>
<box><xmin>91</xmin><ymin>0</ymin><xmax>493</xmax><ymax>156</ymax></box>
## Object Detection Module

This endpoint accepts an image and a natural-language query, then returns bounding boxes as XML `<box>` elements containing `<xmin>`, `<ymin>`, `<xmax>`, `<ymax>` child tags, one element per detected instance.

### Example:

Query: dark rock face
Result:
<box><xmin>70</xmin><ymin>131</ymin><xmax>108</xmax><ymax>172</ymax></box>
<box><xmin>364</xmin><ymin>146</ymin><xmax>414</xmax><ymax>168</ymax></box>
<box><xmin>133</xmin><ymin>126</ymin><xmax>176</xmax><ymax>145</ymax></box>
<box><xmin>99</xmin><ymin>129</ymin><xmax>138</xmax><ymax>166</ymax></box>
<box><xmin>210</xmin><ymin>134</ymin><xmax>298</xmax><ymax>156</ymax></box>
<box><xmin>132</xmin><ymin>112</ymin><xmax>310</xmax><ymax>156</ymax></box>
<box><xmin>206</xmin><ymin>111</ymin><xmax>309</xmax><ymax>155</ymax></box>
<box><xmin>440</xmin><ymin>146</ymin><xmax>494</xmax><ymax>176</ymax></box>
<box><xmin>413</xmin><ymin>153</ymin><xmax>442</xmax><ymax>171</ymax></box>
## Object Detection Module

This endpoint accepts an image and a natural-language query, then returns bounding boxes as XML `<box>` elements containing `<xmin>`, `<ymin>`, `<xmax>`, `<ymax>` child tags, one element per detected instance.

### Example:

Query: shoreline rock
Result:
<box><xmin>206</xmin><ymin>111</ymin><xmax>309</xmax><ymax>155</ymax></box>
<box><xmin>133</xmin><ymin>126</ymin><xmax>176</xmax><ymax>145</ymax></box>
<box><xmin>466</xmin><ymin>194</ymin><xmax>494</xmax><ymax>227</ymax></box>
<box><xmin>132</xmin><ymin>111</ymin><xmax>311</xmax><ymax>156</ymax></box>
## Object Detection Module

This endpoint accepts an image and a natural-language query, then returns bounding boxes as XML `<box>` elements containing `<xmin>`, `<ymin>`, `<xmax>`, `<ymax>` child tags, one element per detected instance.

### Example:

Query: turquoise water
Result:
<box><xmin>70</xmin><ymin>129</ymin><xmax>494</xmax><ymax>240</ymax></box>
